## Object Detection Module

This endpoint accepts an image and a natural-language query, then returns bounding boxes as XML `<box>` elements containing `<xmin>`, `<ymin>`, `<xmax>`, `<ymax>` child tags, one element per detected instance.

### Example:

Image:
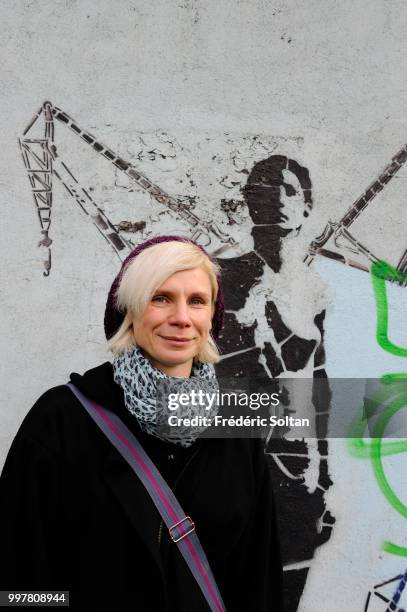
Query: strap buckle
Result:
<box><xmin>169</xmin><ymin>516</ymin><xmax>195</xmax><ymax>543</ymax></box>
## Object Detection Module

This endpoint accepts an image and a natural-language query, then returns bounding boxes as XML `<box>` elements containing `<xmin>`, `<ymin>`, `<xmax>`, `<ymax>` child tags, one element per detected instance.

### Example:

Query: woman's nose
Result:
<box><xmin>169</xmin><ymin>300</ymin><xmax>191</xmax><ymax>326</ymax></box>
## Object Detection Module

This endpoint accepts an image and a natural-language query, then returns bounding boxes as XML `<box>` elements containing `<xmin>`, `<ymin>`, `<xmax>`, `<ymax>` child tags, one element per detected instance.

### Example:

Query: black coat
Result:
<box><xmin>0</xmin><ymin>362</ymin><xmax>284</xmax><ymax>611</ymax></box>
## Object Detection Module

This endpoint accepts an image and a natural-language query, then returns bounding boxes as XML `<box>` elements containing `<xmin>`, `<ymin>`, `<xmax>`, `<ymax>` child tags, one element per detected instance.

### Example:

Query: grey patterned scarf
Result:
<box><xmin>112</xmin><ymin>345</ymin><xmax>219</xmax><ymax>447</ymax></box>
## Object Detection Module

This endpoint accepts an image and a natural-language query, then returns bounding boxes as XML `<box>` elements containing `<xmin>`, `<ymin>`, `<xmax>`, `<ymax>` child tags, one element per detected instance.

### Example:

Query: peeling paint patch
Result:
<box><xmin>116</xmin><ymin>220</ymin><xmax>146</xmax><ymax>233</ymax></box>
<box><xmin>220</xmin><ymin>198</ymin><xmax>246</xmax><ymax>224</ymax></box>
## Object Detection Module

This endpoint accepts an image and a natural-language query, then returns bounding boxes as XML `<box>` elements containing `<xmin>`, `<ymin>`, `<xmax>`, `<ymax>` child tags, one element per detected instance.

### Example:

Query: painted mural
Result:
<box><xmin>347</xmin><ymin>260</ymin><xmax>407</xmax><ymax>612</ymax></box>
<box><xmin>20</xmin><ymin>102</ymin><xmax>407</xmax><ymax>611</ymax></box>
<box><xmin>215</xmin><ymin>155</ymin><xmax>334</xmax><ymax>610</ymax></box>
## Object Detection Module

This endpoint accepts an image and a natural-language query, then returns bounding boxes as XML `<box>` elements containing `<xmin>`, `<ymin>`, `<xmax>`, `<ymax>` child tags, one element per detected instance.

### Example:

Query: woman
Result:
<box><xmin>0</xmin><ymin>236</ymin><xmax>283</xmax><ymax>611</ymax></box>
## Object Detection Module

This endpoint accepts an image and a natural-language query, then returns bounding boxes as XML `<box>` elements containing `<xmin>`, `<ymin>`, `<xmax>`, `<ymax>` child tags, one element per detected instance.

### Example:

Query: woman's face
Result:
<box><xmin>132</xmin><ymin>267</ymin><xmax>213</xmax><ymax>377</ymax></box>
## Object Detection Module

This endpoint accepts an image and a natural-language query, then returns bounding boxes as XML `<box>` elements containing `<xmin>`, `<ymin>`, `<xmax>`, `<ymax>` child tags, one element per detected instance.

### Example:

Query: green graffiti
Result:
<box><xmin>371</xmin><ymin>260</ymin><xmax>407</xmax><ymax>357</ymax></box>
<box><xmin>382</xmin><ymin>373</ymin><xmax>407</xmax><ymax>382</ymax></box>
<box><xmin>383</xmin><ymin>542</ymin><xmax>407</xmax><ymax>557</ymax></box>
<box><xmin>370</xmin><ymin>393</ymin><xmax>407</xmax><ymax>517</ymax></box>
<box><xmin>348</xmin><ymin>261</ymin><xmax>407</xmax><ymax>557</ymax></box>
<box><xmin>370</xmin><ymin>391</ymin><xmax>407</xmax><ymax>556</ymax></box>
<box><xmin>348</xmin><ymin>379</ymin><xmax>407</xmax><ymax>556</ymax></box>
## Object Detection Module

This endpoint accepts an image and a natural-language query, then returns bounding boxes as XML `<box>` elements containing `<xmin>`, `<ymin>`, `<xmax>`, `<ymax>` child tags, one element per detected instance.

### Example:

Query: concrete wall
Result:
<box><xmin>2</xmin><ymin>1</ymin><xmax>407</xmax><ymax>610</ymax></box>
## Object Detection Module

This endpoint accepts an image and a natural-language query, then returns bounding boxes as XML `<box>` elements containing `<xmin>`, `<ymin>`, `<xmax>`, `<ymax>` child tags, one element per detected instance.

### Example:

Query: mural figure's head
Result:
<box><xmin>104</xmin><ymin>236</ymin><xmax>224</xmax><ymax>376</ymax></box>
<box><xmin>242</xmin><ymin>155</ymin><xmax>312</xmax><ymax>272</ymax></box>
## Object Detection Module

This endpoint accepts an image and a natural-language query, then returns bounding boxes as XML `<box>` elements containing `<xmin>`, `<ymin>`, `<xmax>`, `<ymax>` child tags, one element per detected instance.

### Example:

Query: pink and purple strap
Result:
<box><xmin>67</xmin><ymin>383</ymin><xmax>226</xmax><ymax>612</ymax></box>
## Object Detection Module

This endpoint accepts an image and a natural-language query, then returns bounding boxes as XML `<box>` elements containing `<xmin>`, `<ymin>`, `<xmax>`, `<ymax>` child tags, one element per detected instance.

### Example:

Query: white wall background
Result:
<box><xmin>1</xmin><ymin>1</ymin><xmax>407</xmax><ymax>610</ymax></box>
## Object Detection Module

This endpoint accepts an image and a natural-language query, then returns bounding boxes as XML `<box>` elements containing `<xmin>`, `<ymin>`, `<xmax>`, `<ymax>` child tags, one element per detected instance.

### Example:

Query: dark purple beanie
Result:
<box><xmin>104</xmin><ymin>235</ymin><xmax>225</xmax><ymax>341</ymax></box>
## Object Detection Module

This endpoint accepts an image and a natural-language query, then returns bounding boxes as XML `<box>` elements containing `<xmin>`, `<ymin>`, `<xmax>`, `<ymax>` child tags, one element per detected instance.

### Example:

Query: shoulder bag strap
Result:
<box><xmin>67</xmin><ymin>383</ymin><xmax>226</xmax><ymax>612</ymax></box>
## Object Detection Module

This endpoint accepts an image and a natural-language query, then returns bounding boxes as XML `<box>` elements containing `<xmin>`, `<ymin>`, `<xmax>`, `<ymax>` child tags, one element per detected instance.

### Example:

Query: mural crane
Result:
<box><xmin>304</xmin><ymin>143</ymin><xmax>407</xmax><ymax>284</ymax></box>
<box><xmin>19</xmin><ymin>101</ymin><xmax>237</xmax><ymax>276</ymax></box>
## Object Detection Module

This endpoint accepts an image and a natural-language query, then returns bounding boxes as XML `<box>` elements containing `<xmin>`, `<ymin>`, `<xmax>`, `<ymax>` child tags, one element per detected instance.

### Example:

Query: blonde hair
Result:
<box><xmin>106</xmin><ymin>241</ymin><xmax>221</xmax><ymax>363</ymax></box>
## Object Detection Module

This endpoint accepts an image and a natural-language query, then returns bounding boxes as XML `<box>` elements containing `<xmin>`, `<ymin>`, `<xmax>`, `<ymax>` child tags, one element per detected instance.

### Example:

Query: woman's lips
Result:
<box><xmin>160</xmin><ymin>335</ymin><xmax>193</xmax><ymax>343</ymax></box>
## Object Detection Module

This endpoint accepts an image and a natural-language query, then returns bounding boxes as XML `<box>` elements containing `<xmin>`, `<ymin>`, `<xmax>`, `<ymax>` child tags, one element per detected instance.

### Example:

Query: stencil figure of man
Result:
<box><xmin>215</xmin><ymin>155</ymin><xmax>334</xmax><ymax>611</ymax></box>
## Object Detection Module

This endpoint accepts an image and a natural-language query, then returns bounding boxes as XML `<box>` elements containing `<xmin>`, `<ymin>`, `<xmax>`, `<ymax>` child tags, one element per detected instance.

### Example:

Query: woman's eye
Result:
<box><xmin>152</xmin><ymin>295</ymin><xmax>168</xmax><ymax>303</ymax></box>
<box><xmin>190</xmin><ymin>297</ymin><xmax>205</xmax><ymax>305</ymax></box>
